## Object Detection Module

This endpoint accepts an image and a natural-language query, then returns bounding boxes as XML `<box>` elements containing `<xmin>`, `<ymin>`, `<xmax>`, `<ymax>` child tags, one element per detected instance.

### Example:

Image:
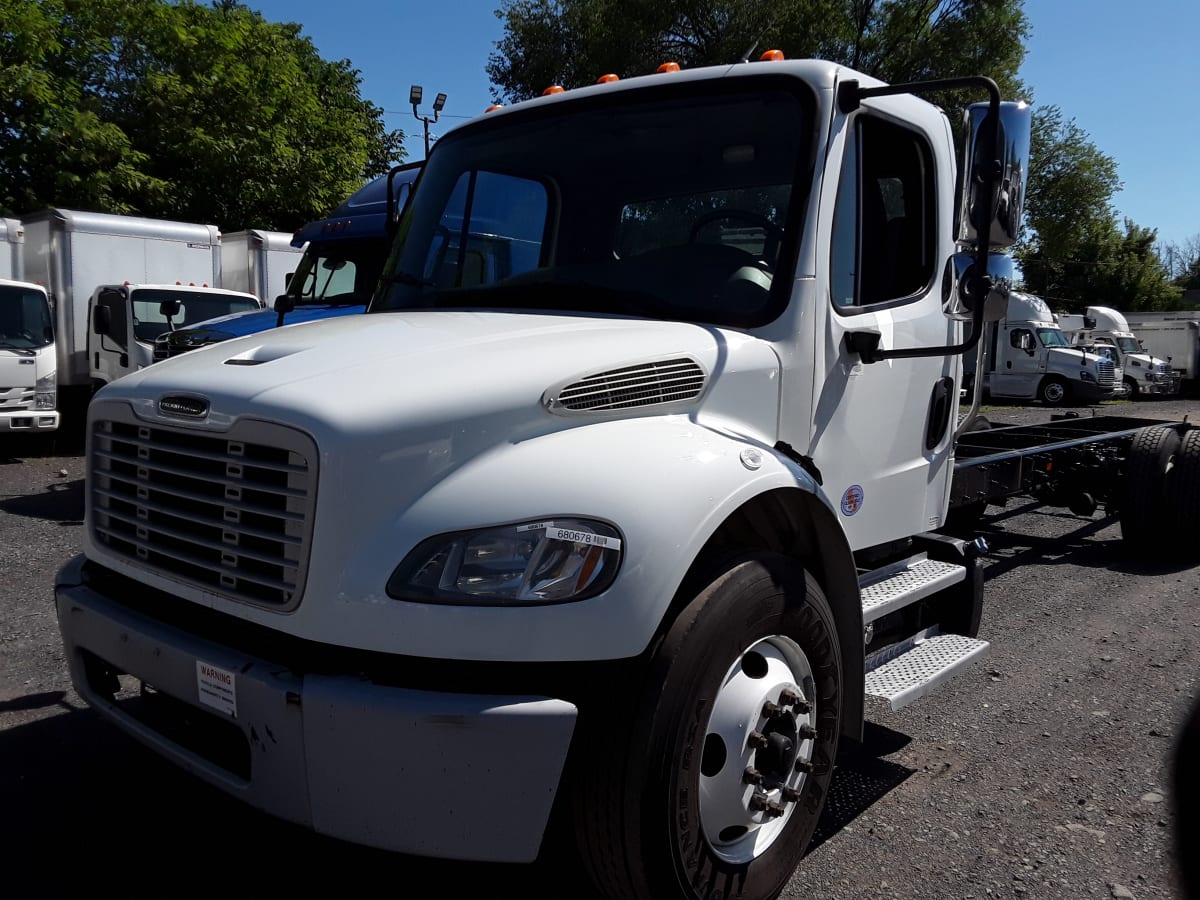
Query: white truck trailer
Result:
<box><xmin>1121</xmin><ymin>311</ymin><xmax>1200</xmax><ymax>389</ymax></box>
<box><xmin>20</xmin><ymin>209</ymin><xmax>260</xmax><ymax>411</ymax></box>
<box><xmin>971</xmin><ymin>291</ymin><xmax>1116</xmax><ymax>405</ymax></box>
<box><xmin>219</xmin><ymin>229</ymin><xmax>306</xmax><ymax>303</ymax></box>
<box><xmin>53</xmin><ymin>58</ymin><xmax>1200</xmax><ymax>900</ymax></box>
<box><xmin>1058</xmin><ymin>306</ymin><xmax>1180</xmax><ymax>397</ymax></box>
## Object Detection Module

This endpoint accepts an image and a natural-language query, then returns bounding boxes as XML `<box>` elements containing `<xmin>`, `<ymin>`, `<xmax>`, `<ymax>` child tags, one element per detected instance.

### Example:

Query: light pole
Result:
<box><xmin>410</xmin><ymin>85</ymin><xmax>447</xmax><ymax>158</ymax></box>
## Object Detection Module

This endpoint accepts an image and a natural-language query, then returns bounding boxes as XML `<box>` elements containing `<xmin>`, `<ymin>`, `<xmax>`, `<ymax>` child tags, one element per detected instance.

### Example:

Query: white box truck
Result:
<box><xmin>0</xmin><ymin>278</ymin><xmax>59</xmax><ymax>432</ymax></box>
<box><xmin>21</xmin><ymin>209</ymin><xmax>261</xmax><ymax>411</ymax></box>
<box><xmin>219</xmin><ymin>229</ymin><xmax>306</xmax><ymax>303</ymax></box>
<box><xmin>54</xmin><ymin>59</ymin><xmax>1200</xmax><ymax>900</ymax></box>
<box><xmin>1122</xmin><ymin>311</ymin><xmax>1200</xmax><ymax>388</ymax></box>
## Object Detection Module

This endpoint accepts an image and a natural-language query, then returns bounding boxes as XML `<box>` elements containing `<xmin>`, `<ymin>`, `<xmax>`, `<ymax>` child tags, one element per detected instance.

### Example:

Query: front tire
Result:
<box><xmin>1039</xmin><ymin>376</ymin><xmax>1069</xmax><ymax>406</ymax></box>
<box><xmin>1125</xmin><ymin>376</ymin><xmax>1140</xmax><ymax>399</ymax></box>
<box><xmin>574</xmin><ymin>554</ymin><xmax>843</xmax><ymax>900</ymax></box>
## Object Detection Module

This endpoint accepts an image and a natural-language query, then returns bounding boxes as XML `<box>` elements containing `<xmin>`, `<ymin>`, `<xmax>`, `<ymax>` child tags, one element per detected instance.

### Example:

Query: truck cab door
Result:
<box><xmin>997</xmin><ymin>326</ymin><xmax>1041</xmax><ymax>396</ymax></box>
<box><xmin>813</xmin><ymin>104</ymin><xmax>958</xmax><ymax>548</ymax></box>
<box><xmin>89</xmin><ymin>287</ymin><xmax>129</xmax><ymax>386</ymax></box>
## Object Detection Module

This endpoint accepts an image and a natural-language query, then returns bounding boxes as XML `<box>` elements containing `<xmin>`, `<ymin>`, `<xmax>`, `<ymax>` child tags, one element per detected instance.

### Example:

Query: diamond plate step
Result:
<box><xmin>864</xmin><ymin>633</ymin><xmax>990</xmax><ymax>711</ymax></box>
<box><xmin>859</xmin><ymin>557</ymin><xmax>966</xmax><ymax>625</ymax></box>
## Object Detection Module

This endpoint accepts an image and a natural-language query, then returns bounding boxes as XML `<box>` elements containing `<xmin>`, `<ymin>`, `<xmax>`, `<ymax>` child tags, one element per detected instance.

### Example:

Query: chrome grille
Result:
<box><xmin>1096</xmin><ymin>360</ymin><xmax>1114</xmax><ymax>385</ymax></box>
<box><xmin>0</xmin><ymin>386</ymin><xmax>34</xmax><ymax>411</ymax></box>
<box><xmin>552</xmin><ymin>358</ymin><xmax>706</xmax><ymax>412</ymax></box>
<box><xmin>90</xmin><ymin>410</ymin><xmax>316</xmax><ymax>610</ymax></box>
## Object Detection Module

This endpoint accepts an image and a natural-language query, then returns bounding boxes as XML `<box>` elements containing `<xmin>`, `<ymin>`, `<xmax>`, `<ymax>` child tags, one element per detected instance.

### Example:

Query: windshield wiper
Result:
<box><xmin>0</xmin><ymin>346</ymin><xmax>36</xmax><ymax>356</ymax></box>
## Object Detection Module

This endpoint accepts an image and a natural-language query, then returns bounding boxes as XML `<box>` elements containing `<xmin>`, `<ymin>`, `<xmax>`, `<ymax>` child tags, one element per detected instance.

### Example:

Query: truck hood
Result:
<box><xmin>102</xmin><ymin>311</ymin><xmax>781</xmax><ymax>446</ymax></box>
<box><xmin>161</xmin><ymin>304</ymin><xmax>366</xmax><ymax>347</ymax></box>
<box><xmin>1124</xmin><ymin>352</ymin><xmax>1170</xmax><ymax>371</ymax></box>
<box><xmin>1047</xmin><ymin>346</ymin><xmax>1105</xmax><ymax>369</ymax></box>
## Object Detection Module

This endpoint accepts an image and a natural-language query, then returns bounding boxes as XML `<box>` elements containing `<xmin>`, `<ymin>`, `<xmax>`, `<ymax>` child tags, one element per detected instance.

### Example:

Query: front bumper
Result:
<box><xmin>0</xmin><ymin>410</ymin><xmax>59</xmax><ymax>431</ymax></box>
<box><xmin>1144</xmin><ymin>373</ymin><xmax>1182</xmax><ymax>395</ymax></box>
<box><xmin>55</xmin><ymin>556</ymin><xmax>577</xmax><ymax>863</ymax></box>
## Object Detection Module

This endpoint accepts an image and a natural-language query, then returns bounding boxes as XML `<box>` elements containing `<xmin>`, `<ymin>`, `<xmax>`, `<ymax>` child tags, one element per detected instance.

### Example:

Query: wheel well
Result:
<box><xmin>663</xmin><ymin>488</ymin><xmax>865</xmax><ymax>742</ymax></box>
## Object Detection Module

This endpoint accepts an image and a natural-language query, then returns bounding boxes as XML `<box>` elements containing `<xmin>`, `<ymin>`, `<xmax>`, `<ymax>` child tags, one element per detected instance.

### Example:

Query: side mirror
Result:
<box><xmin>92</xmin><ymin>305</ymin><xmax>112</xmax><ymax>336</ymax></box>
<box><xmin>956</xmin><ymin>100</ymin><xmax>1033</xmax><ymax>249</ymax></box>
<box><xmin>1083</xmin><ymin>316</ymin><xmax>1097</xmax><ymax>329</ymax></box>
<box><xmin>159</xmin><ymin>300</ymin><xmax>181</xmax><ymax>318</ymax></box>
<box><xmin>273</xmin><ymin>294</ymin><xmax>295</xmax><ymax>314</ymax></box>
<box><xmin>1019</xmin><ymin>332</ymin><xmax>1036</xmax><ymax>353</ymax></box>
<box><xmin>943</xmin><ymin>251</ymin><xmax>1013</xmax><ymax>322</ymax></box>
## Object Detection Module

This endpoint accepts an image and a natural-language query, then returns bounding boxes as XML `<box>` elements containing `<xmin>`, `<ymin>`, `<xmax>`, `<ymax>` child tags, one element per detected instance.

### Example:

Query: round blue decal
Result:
<box><xmin>840</xmin><ymin>484</ymin><xmax>864</xmax><ymax>516</ymax></box>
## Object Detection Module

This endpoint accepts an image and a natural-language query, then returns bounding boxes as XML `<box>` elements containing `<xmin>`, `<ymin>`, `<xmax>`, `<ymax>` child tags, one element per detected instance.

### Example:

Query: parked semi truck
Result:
<box><xmin>20</xmin><ymin>209</ymin><xmax>260</xmax><ymax>410</ymax></box>
<box><xmin>969</xmin><ymin>291</ymin><xmax>1115</xmax><ymax>405</ymax></box>
<box><xmin>1058</xmin><ymin>306</ymin><xmax>1180</xmax><ymax>397</ymax></box>
<box><xmin>1121</xmin><ymin>311</ymin><xmax>1200</xmax><ymax>389</ymax></box>
<box><xmin>219</xmin><ymin>229</ymin><xmax>306</xmax><ymax>303</ymax></box>
<box><xmin>54</xmin><ymin>58</ymin><xmax>1200</xmax><ymax>900</ymax></box>
<box><xmin>154</xmin><ymin>164</ymin><xmax>421</xmax><ymax>361</ymax></box>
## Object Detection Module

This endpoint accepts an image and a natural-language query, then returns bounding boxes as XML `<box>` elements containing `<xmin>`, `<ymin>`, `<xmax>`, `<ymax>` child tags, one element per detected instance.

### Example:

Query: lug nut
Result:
<box><xmin>781</xmin><ymin>786</ymin><xmax>801</xmax><ymax>803</ymax></box>
<box><xmin>766</xmin><ymin>800</ymin><xmax>786</xmax><ymax>818</ymax></box>
<box><xmin>749</xmin><ymin>792</ymin><xmax>769</xmax><ymax>812</ymax></box>
<box><xmin>747</xmin><ymin>730</ymin><xmax>769</xmax><ymax>750</ymax></box>
<box><xmin>762</xmin><ymin>701</ymin><xmax>782</xmax><ymax>718</ymax></box>
<box><xmin>793</xmin><ymin>699</ymin><xmax>812</xmax><ymax>714</ymax></box>
<box><xmin>794</xmin><ymin>758</ymin><xmax>812</xmax><ymax>774</ymax></box>
<box><xmin>743</xmin><ymin>766</ymin><xmax>764</xmax><ymax>785</ymax></box>
<box><xmin>779</xmin><ymin>688</ymin><xmax>799</xmax><ymax>707</ymax></box>
<box><xmin>797</xmin><ymin>724</ymin><xmax>817</xmax><ymax>741</ymax></box>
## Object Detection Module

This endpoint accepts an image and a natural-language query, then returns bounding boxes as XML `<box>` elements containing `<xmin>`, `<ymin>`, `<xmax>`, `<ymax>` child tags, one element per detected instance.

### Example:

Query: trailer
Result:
<box><xmin>1121</xmin><ymin>315</ymin><xmax>1200</xmax><ymax>388</ymax></box>
<box><xmin>219</xmin><ymin>229</ymin><xmax>306</xmax><ymax>303</ymax></box>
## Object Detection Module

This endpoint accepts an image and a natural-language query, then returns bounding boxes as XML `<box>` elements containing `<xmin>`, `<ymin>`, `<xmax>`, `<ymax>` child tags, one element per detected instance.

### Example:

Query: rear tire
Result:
<box><xmin>1119</xmin><ymin>426</ymin><xmax>1182</xmax><ymax>553</ymax></box>
<box><xmin>1165</xmin><ymin>428</ymin><xmax>1200</xmax><ymax>560</ymax></box>
<box><xmin>1039</xmin><ymin>376</ymin><xmax>1068</xmax><ymax>407</ymax></box>
<box><xmin>573</xmin><ymin>553</ymin><xmax>842</xmax><ymax>900</ymax></box>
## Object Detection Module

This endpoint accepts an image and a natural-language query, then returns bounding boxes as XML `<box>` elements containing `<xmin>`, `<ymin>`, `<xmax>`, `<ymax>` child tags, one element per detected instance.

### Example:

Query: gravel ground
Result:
<box><xmin>1</xmin><ymin>397</ymin><xmax>1196</xmax><ymax>897</ymax></box>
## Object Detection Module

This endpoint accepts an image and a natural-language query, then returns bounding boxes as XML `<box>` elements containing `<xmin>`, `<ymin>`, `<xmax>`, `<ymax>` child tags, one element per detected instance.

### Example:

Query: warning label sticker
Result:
<box><xmin>196</xmin><ymin>660</ymin><xmax>237</xmax><ymax>717</ymax></box>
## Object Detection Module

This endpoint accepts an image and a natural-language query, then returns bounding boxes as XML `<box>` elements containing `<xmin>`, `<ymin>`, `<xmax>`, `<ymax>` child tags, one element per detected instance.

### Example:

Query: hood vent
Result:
<box><xmin>550</xmin><ymin>357</ymin><xmax>706</xmax><ymax>413</ymax></box>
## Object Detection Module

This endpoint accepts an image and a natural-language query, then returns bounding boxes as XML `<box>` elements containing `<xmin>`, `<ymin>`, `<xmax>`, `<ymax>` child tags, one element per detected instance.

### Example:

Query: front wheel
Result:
<box><xmin>1125</xmin><ymin>376</ymin><xmax>1140</xmax><ymax>399</ymax></box>
<box><xmin>1039</xmin><ymin>376</ymin><xmax>1069</xmax><ymax>407</ymax></box>
<box><xmin>574</xmin><ymin>554</ymin><xmax>843</xmax><ymax>900</ymax></box>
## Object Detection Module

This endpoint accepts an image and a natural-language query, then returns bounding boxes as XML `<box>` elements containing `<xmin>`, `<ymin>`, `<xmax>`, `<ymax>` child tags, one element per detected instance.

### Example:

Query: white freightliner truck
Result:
<box><xmin>54</xmin><ymin>59</ymin><xmax>1200</xmax><ymax>900</ymax></box>
<box><xmin>20</xmin><ymin>209</ymin><xmax>261</xmax><ymax>412</ymax></box>
<box><xmin>1058</xmin><ymin>306</ymin><xmax>1180</xmax><ymax>398</ymax></box>
<box><xmin>969</xmin><ymin>291</ymin><xmax>1115</xmax><ymax>406</ymax></box>
<box><xmin>0</xmin><ymin>220</ymin><xmax>59</xmax><ymax>432</ymax></box>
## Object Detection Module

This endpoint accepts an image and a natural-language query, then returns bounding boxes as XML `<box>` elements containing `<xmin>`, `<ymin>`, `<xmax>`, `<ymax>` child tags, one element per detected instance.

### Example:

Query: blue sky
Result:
<box><xmin>248</xmin><ymin>0</ymin><xmax>1199</xmax><ymax>251</ymax></box>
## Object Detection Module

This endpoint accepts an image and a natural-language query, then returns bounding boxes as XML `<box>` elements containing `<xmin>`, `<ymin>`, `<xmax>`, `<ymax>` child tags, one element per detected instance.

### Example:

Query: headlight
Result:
<box><xmin>34</xmin><ymin>371</ymin><xmax>56</xmax><ymax>410</ymax></box>
<box><xmin>387</xmin><ymin>517</ymin><xmax>623</xmax><ymax>605</ymax></box>
<box><xmin>1079</xmin><ymin>370</ymin><xmax>1095</xmax><ymax>383</ymax></box>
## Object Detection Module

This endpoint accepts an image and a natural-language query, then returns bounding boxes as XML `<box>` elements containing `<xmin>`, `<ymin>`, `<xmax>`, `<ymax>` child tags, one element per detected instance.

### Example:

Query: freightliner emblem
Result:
<box><xmin>158</xmin><ymin>395</ymin><xmax>210</xmax><ymax>419</ymax></box>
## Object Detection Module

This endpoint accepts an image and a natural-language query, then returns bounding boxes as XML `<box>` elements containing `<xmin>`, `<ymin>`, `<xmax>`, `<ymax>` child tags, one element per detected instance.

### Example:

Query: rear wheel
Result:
<box><xmin>1039</xmin><ymin>376</ymin><xmax>1068</xmax><ymax>407</ymax></box>
<box><xmin>574</xmin><ymin>553</ymin><xmax>842</xmax><ymax>900</ymax></box>
<box><xmin>1165</xmin><ymin>428</ymin><xmax>1200</xmax><ymax>560</ymax></box>
<box><xmin>1120</xmin><ymin>426</ymin><xmax>1182</xmax><ymax>553</ymax></box>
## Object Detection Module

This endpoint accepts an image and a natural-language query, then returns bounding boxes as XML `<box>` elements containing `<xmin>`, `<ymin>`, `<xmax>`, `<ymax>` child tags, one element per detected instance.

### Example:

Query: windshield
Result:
<box><xmin>1116</xmin><ymin>336</ymin><xmax>1141</xmax><ymax>353</ymax></box>
<box><xmin>286</xmin><ymin>238</ymin><xmax>390</xmax><ymax>307</ymax></box>
<box><xmin>373</xmin><ymin>80</ymin><xmax>815</xmax><ymax>327</ymax></box>
<box><xmin>1037</xmin><ymin>328</ymin><xmax>1070</xmax><ymax>348</ymax></box>
<box><xmin>0</xmin><ymin>284</ymin><xmax>53</xmax><ymax>350</ymax></box>
<box><xmin>131</xmin><ymin>290</ymin><xmax>259</xmax><ymax>342</ymax></box>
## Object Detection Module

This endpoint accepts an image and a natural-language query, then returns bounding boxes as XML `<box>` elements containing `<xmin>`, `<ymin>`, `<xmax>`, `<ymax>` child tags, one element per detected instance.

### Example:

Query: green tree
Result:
<box><xmin>489</xmin><ymin>0</ymin><xmax>1029</xmax><ymax>102</ymax></box>
<box><xmin>0</xmin><ymin>0</ymin><xmax>404</xmax><ymax>230</ymax></box>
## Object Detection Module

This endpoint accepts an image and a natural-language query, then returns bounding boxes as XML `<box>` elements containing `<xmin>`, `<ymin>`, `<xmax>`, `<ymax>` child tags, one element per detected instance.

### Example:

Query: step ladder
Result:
<box><xmin>859</xmin><ymin>555</ymin><xmax>989</xmax><ymax>711</ymax></box>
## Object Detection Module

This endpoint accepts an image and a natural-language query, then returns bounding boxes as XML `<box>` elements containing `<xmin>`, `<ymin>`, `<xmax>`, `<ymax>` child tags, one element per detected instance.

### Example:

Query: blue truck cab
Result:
<box><xmin>154</xmin><ymin>163</ymin><xmax>421</xmax><ymax>361</ymax></box>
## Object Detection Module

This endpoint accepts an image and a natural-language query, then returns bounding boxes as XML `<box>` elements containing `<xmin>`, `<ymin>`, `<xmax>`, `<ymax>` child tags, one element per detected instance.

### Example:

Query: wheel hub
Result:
<box><xmin>696</xmin><ymin>635</ymin><xmax>817</xmax><ymax>864</ymax></box>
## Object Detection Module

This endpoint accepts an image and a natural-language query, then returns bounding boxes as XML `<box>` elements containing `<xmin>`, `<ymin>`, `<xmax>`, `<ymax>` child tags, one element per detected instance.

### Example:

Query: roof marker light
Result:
<box><xmin>760</xmin><ymin>49</ymin><xmax>785</xmax><ymax>61</ymax></box>
<box><xmin>656</xmin><ymin>62</ymin><xmax>680</xmax><ymax>73</ymax></box>
<box><xmin>542</xmin><ymin>85</ymin><xmax>565</xmax><ymax>95</ymax></box>
<box><xmin>597</xmin><ymin>73</ymin><xmax>619</xmax><ymax>84</ymax></box>
<box><xmin>485</xmin><ymin>104</ymin><xmax>504</xmax><ymax>113</ymax></box>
